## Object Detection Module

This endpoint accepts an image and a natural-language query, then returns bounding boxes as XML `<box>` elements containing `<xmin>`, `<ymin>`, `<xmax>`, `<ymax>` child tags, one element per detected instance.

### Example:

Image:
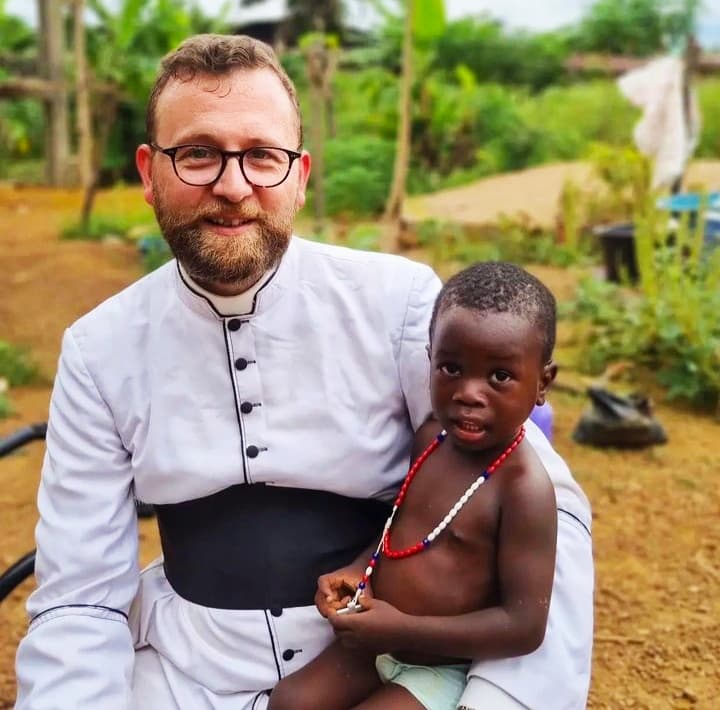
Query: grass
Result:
<box><xmin>58</xmin><ymin>185</ymin><xmax>155</xmax><ymax>241</ymax></box>
<box><xmin>61</xmin><ymin>211</ymin><xmax>157</xmax><ymax>242</ymax></box>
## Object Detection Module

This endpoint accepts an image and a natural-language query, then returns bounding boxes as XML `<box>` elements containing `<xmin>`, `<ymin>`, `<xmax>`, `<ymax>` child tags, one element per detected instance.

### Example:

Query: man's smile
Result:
<box><xmin>206</xmin><ymin>216</ymin><xmax>254</xmax><ymax>228</ymax></box>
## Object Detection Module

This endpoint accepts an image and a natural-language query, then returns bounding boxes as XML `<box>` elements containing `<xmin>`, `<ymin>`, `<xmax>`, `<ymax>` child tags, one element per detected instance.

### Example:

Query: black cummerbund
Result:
<box><xmin>154</xmin><ymin>484</ymin><xmax>391</xmax><ymax>610</ymax></box>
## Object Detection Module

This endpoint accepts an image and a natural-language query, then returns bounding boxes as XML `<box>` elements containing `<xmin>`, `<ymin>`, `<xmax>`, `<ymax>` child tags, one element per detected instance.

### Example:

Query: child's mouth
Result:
<box><xmin>451</xmin><ymin>419</ymin><xmax>487</xmax><ymax>444</ymax></box>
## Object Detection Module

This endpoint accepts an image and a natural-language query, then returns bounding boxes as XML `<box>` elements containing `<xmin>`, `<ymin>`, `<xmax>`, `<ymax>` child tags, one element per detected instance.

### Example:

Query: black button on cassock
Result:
<box><xmin>227</xmin><ymin>318</ymin><xmax>242</xmax><ymax>331</ymax></box>
<box><xmin>246</xmin><ymin>445</ymin><xmax>260</xmax><ymax>458</ymax></box>
<box><xmin>235</xmin><ymin>358</ymin><xmax>248</xmax><ymax>370</ymax></box>
<box><xmin>282</xmin><ymin>649</ymin><xmax>295</xmax><ymax>661</ymax></box>
<box><xmin>270</xmin><ymin>608</ymin><xmax>283</xmax><ymax>617</ymax></box>
<box><xmin>240</xmin><ymin>401</ymin><xmax>254</xmax><ymax>414</ymax></box>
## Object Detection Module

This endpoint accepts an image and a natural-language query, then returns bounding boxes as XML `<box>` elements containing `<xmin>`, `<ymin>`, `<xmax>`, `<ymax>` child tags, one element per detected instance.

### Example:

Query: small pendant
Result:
<box><xmin>337</xmin><ymin>600</ymin><xmax>365</xmax><ymax>615</ymax></box>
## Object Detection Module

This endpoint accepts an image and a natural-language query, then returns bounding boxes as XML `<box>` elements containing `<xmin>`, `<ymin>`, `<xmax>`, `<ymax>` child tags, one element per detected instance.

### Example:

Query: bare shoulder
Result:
<box><xmin>411</xmin><ymin>416</ymin><xmax>443</xmax><ymax>462</ymax></box>
<box><xmin>499</xmin><ymin>439</ymin><xmax>556</xmax><ymax>510</ymax></box>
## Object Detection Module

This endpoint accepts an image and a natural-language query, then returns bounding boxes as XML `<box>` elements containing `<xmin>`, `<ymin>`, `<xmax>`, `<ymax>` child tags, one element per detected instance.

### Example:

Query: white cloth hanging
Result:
<box><xmin>618</xmin><ymin>55</ymin><xmax>701</xmax><ymax>189</ymax></box>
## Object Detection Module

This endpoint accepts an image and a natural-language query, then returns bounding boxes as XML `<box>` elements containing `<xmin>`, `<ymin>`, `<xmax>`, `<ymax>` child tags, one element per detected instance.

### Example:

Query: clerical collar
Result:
<box><xmin>177</xmin><ymin>262</ymin><xmax>276</xmax><ymax>317</ymax></box>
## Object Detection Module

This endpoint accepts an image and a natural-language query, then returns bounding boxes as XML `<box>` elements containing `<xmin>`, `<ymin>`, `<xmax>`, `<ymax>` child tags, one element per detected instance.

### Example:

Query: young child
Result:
<box><xmin>269</xmin><ymin>261</ymin><xmax>559</xmax><ymax>710</ymax></box>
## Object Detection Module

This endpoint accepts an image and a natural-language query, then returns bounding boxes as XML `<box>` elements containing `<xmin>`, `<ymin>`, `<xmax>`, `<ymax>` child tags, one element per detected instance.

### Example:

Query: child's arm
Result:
<box><xmin>329</xmin><ymin>465</ymin><xmax>557</xmax><ymax>660</ymax></box>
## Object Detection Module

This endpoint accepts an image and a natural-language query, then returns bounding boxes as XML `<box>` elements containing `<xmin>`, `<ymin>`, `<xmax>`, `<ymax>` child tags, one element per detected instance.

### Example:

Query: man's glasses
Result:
<box><xmin>150</xmin><ymin>144</ymin><xmax>302</xmax><ymax>188</ymax></box>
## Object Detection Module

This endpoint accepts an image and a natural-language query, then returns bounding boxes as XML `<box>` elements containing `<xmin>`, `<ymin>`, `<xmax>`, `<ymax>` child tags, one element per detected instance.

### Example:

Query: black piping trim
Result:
<box><xmin>263</xmin><ymin>610</ymin><xmax>283</xmax><ymax>681</ymax></box>
<box><xmin>251</xmin><ymin>690</ymin><xmax>271</xmax><ymax>709</ymax></box>
<box><xmin>31</xmin><ymin>603</ymin><xmax>128</xmax><ymax>624</ymax></box>
<box><xmin>222</xmin><ymin>324</ymin><xmax>248</xmax><ymax>484</ymax></box>
<box><xmin>558</xmin><ymin>507</ymin><xmax>591</xmax><ymax>537</ymax></box>
<box><xmin>175</xmin><ymin>260</ymin><xmax>281</xmax><ymax>318</ymax></box>
<box><xmin>248</xmin><ymin>265</ymin><xmax>280</xmax><ymax>315</ymax></box>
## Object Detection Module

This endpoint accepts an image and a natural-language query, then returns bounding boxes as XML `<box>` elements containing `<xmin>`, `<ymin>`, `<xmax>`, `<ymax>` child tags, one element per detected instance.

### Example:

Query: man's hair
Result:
<box><xmin>146</xmin><ymin>34</ymin><xmax>303</xmax><ymax>145</ymax></box>
<box><xmin>430</xmin><ymin>261</ymin><xmax>557</xmax><ymax>363</ymax></box>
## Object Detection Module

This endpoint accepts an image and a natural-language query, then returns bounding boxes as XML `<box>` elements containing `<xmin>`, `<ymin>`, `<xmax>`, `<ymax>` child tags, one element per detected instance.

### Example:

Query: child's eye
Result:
<box><xmin>439</xmin><ymin>363</ymin><xmax>461</xmax><ymax>376</ymax></box>
<box><xmin>490</xmin><ymin>370</ymin><xmax>512</xmax><ymax>384</ymax></box>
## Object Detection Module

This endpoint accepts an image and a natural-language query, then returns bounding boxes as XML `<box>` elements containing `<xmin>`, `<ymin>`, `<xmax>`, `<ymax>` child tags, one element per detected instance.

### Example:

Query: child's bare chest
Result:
<box><xmin>372</xmin><ymin>449</ymin><xmax>505</xmax><ymax>616</ymax></box>
<box><xmin>392</xmin><ymin>451</ymin><xmax>502</xmax><ymax>549</ymax></box>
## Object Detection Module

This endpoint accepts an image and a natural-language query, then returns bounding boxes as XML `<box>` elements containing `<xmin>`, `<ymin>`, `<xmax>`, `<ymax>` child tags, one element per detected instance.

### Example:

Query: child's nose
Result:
<box><xmin>452</xmin><ymin>381</ymin><xmax>488</xmax><ymax>406</ymax></box>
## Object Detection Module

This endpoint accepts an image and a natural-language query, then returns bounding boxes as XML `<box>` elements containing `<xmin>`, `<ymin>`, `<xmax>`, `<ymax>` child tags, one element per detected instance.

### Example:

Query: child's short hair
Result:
<box><xmin>430</xmin><ymin>262</ymin><xmax>556</xmax><ymax>363</ymax></box>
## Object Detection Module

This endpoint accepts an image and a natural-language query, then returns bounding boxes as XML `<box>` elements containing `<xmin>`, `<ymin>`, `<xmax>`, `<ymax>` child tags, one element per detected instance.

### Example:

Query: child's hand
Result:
<box><xmin>315</xmin><ymin>565</ymin><xmax>373</xmax><ymax>618</ymax></box>
<box><xmin>328</xmin><ymin>597</ymin><xmax>408</xmax><ymax>652</ymax></box>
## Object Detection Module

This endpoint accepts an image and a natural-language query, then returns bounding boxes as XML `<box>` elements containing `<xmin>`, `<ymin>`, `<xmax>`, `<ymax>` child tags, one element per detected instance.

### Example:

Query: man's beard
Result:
<box><xmin>152</xmin><ymin>189</ymin><xmax>295</xmax><ymax>288</ymax></box>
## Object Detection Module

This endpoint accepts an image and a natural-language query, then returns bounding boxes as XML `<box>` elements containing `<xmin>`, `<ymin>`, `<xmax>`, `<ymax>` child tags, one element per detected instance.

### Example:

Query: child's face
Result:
<box><xmin>429</xmin><ymin>306</ymin><xmax>555</xmax><ymax>453</ymax></box>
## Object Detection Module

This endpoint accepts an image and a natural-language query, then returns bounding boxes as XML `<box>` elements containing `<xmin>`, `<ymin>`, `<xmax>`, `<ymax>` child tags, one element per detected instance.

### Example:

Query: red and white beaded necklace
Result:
<box><xmin>339</xmin><ymin>426</ymin><xmax>525</xmax><ymax>614</ymax></box>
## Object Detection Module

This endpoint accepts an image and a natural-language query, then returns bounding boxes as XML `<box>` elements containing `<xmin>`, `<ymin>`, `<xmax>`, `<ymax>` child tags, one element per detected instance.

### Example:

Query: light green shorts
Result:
<box><xmin>375</xmin><ymin>653</ymin><xmax>469</xmax><ymax>710</ymax></box>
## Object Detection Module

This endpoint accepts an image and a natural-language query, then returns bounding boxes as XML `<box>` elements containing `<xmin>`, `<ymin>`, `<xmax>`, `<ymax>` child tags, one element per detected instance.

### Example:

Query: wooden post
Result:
<box><xmin>382</xmin><ymin>0</ymin><xmax>414</xmax><ymax>250</ymax></box>
<box><xmin>38</xmin><ymin>0</ymin><xmax>70</xmax><ymax>187</ymax></box>
<box><xmin>73</xmin><ymin>0</ymin><xmax>93</xmax><ymax>191</ymax></box>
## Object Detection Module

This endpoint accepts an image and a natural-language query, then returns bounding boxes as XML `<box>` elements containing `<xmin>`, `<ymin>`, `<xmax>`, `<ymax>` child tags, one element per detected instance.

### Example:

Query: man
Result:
<box><xmin>15</xmin><ymin>35</ymin><xmax>593</xmax><ymax>709</ymax></box>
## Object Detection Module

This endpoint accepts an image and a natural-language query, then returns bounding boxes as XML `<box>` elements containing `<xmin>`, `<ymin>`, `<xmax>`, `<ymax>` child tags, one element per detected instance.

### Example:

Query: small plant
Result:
<box><xmin>61</xmin><ymin>214</ymin><xmax>156</xmax><ymax>242</ymax></box>
<box><xmin>0</xmin><ymin>341</ymin><xmax>39</xmax><ymax>420</ymax></box>
<box><xmin>0</xmin><ymin>379</ymin><xmax>12</xmax><ymax>419</ymax></box>
<box><xmin>323</xmin><ymin>136</ymin><xmax>395</xmax><ymax>216</ymax></box>
<box><xmin>585</xmin><ymin>142</ymin><xmax>652</xmax><ymax>223</ymax></box>
<box><xmin>566</xmin><ymin>196</ymin><xmax>720</xmax><ymax>413</ymax></box>
<box><xmin>559</xmin><ymin>179</ymin><xmax>582</xmax><ymax>254</ymax></box>
<box><xmin>416</xmin><ymin>217</ymin><xmax>589</xmax><ymax>271</ymax></box>
<box><xmin>0</xmin><ymin>340</ymin><xmax>39</xmax><ymax>386</ymax></box>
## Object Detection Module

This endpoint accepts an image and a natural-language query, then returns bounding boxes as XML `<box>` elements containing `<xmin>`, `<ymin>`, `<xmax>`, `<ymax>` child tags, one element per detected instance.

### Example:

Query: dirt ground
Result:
<box><xmin>1</xmin><ymin>177</ymin><xmax>719</xmax><ymax>709</ymax></box>
<box><xmin>404</xmin><ymin>159</ymin><xmax>720</xmax><ymax>229</ymax></box>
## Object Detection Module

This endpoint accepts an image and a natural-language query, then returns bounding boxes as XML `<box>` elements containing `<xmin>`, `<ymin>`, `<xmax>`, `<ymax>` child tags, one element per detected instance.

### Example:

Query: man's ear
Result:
<box><xmin>425</xmin><ymin>343</ymin><xmax>431</xmax><ymax>360</ymax></box>
<box><xmin>136</xmin><ymin>143</ymin><xmax>155</xmax><ymax>206</ymax></box>
<box><xmin>294</xmin><ymin>151</ymin><xmax>312</xmax><ymax>209</ymax></box>
<box><xmin>536</xmin><ymin>360</ymin><xmax>558</xmax><ymax>406</ymax></box>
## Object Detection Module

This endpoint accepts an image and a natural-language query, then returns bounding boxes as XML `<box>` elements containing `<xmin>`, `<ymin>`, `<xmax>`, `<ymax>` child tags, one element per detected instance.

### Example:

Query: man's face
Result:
<box><xmin>429</xmin><ymin>307</ymin><xmax>554</xmax><ymax>453</ymax></box>
<box><xmin>136</xmin><ymin>67</ymin><xmax>311</xmax><ymax>295</ymax></box>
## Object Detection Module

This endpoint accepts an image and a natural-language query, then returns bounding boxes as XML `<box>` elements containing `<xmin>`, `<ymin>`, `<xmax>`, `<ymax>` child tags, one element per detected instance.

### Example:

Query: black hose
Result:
<box><xmin>0</xmin><ymin>425</ymin><xmax>43</xmax><ymax>603</ymax></box>
<box><xmin>0</xmin><ymin>551</ymin><xmax>35</xmax><ymax>602</ymax></box>
<box><xmin>0</xmin><ymin>423</ymin><xmax>47</xmax><ymax>457</ymax></box>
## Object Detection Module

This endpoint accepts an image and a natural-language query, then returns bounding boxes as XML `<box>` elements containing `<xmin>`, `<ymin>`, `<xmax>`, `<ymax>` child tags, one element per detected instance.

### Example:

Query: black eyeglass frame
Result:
<box><xmin>149</xmin><ymin>143</ymin><xmax>303</xmax><ymax>188</ymax></box>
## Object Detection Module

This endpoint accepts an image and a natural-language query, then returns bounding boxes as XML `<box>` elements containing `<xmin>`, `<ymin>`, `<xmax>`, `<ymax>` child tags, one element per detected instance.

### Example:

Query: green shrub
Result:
<box><xmin>343</xmin><ymin>224</ymin><xmax>382</xmax><ymax>252</ymax></box>
<box><xmin>329</xmin><ymin>67</ymin><xmax>398</xmax><ymax>140</ymax></box>
<box><xmin>566</xmin><ymin>202</ymin><xmax>720</xmax><ymax>411</ymax></box>
<box><xmin>432</xmin><ymin>18</ymin><xmax>570</xmax><ymax>91</ymax></box>
<box><xmin>0</xmin><ymin>340</ymin><xmax>39</xmax><ymax>386</ymax></box>
<box><xmin>0</xmin><ymin>99</ymin><xmax>44</xmax><ymax>177</ymax></box>
<box><xmin>416</xmin><ymin>219</ymin><xmax>588</xmax><ymax>270</ymax></box>
<box><xmin>62</xmin><ymin>214</ymin><xmax>156</xmax><ymax>242</ymax></box>
<box><xmin>520</xmin><ymin>81</ymin><xmax>639</xmax><ymax>160</ymax></box>
<box><xmin>573</xmin><ymin>0</ymin><xmax>666</xmax><ymax>56</ymax></box>
<box><xmin>324</xmin><ymin>135</ymin><xmax>395</xmax><ymax>216</ymax></box>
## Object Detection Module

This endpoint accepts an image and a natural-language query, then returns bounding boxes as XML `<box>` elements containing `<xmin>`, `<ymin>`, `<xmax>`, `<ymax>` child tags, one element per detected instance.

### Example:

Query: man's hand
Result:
<box><xmin>315</xmin><ymin>565</ymin><xmax>373</xmax><ymax>618</ymax></box>
<box><xmin>327</xmin><ymin>597</ymin><xmax>409</xmax><ymax>652</ymax></box>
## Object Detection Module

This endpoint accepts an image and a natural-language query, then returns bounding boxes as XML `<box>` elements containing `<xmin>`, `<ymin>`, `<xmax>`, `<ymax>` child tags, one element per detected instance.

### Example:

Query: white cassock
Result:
<box><xmin>14</xmin><ymin>237</ymin><xmax>593</xmax><ymax>710</ymax></box>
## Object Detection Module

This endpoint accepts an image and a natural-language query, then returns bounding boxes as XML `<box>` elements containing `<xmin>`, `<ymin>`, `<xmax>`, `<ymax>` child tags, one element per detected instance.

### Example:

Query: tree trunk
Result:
<box><xmin>39</xmin><ymin>0</ymin><xmax>70</xmax><ymax>187</ymax></box>
<box><xmin>74</xmin><ymin>0</ymin><xmax>93</xmax><ymax>196</ymax></box>
<box><xmin>382</xmin><ymin>0</ymin><xmax>414</xmax><ymax>251</ymax></box>
<box><xmin>81</xmin><ymin>95</ymin><xmax>118</xmax><ymax>230</ymax></box>
<box><xmin>323</xmin><ymin>47</ymin><xmax>338</xmax><ymax>139</ymax></box>
<box><xmin>305</xmin><ymin>38</ymin><xmax>328</xmax><ymax>237</ymax></box>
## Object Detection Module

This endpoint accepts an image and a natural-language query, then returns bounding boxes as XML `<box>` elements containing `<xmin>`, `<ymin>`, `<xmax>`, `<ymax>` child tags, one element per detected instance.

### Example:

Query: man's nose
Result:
<box><xmin>211</xmin><ymin>156</ymin><xmax>254</xmax><ymax>202</ymax></box>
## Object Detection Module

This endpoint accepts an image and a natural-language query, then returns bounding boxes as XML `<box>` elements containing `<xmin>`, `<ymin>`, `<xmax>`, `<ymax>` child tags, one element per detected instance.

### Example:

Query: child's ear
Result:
<box><xmin>536</xmin><ymin>360</ymin><xmax>558</xmax><ymax>405</ymax></box>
